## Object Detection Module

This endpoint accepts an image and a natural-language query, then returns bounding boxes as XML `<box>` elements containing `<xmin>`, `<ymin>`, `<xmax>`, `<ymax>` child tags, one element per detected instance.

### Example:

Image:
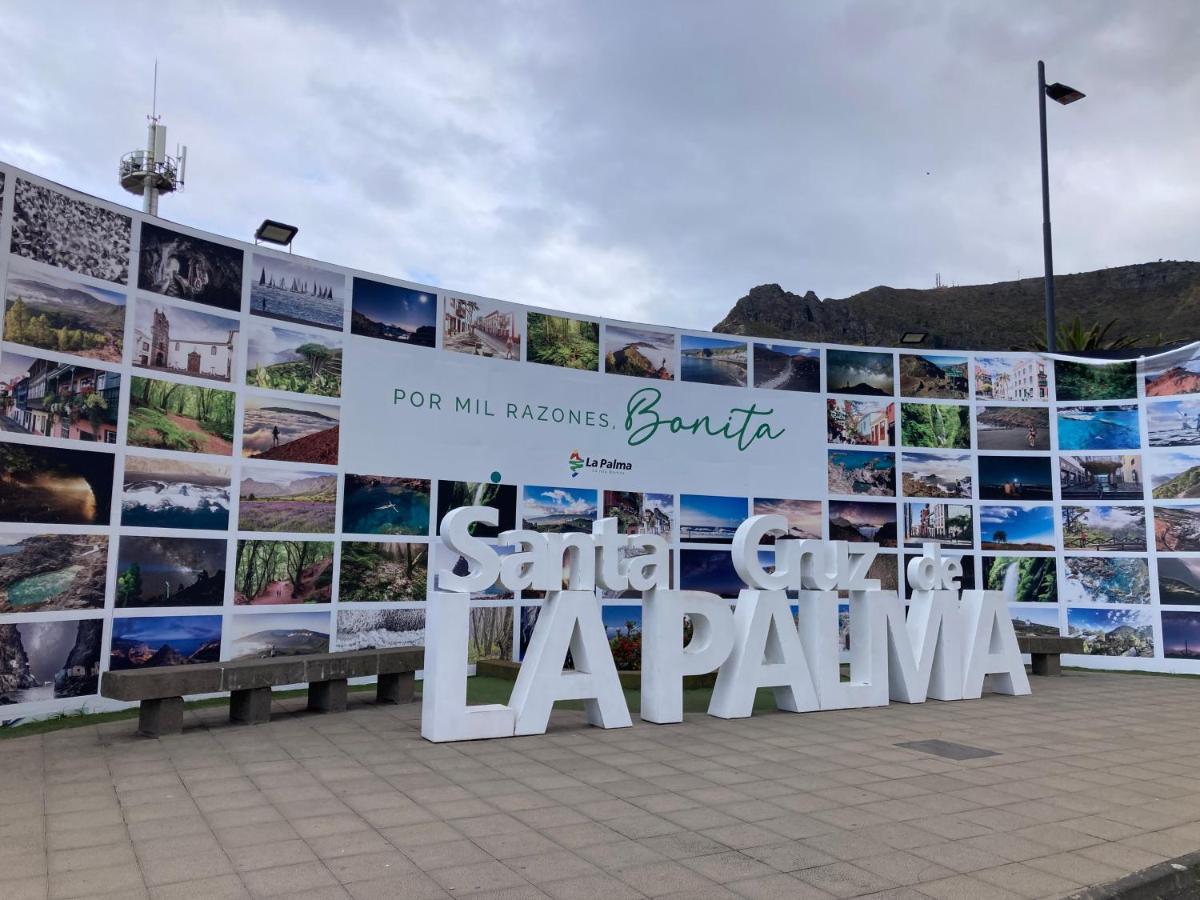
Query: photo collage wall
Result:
<box><xmin>0</xmin><ymin>163</ymin><xmax>1197</xmax><ymax>719</ymax></box>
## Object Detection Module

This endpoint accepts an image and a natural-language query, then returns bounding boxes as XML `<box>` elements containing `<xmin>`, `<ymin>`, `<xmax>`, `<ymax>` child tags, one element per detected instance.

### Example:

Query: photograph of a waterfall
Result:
<box><xmin>828</xmin><ymin>500</ymin><xmax>897</xmax><ymax>546</ymax></box>
<box><xmin>1054</xmin><ymin>359</ymin><xmax>1137</xmax><ymax>402</ymax></box>
<box><xmin>604</xmin><ymin>325</ymin><xmax>676</xmax><ymax>381</ymax></box>
<box><xmin>825</xmin><ymin>349</ymin><xmax>894</xmax><ymax>396</ymax></box>
<box><xmin>1145</xmin><ymin>348</ymin><xmax>1200</xmax><ymax>397</ymax></box>
<box><xmin>1162</xmin><ymin>611</ymin><xmax>1200</xmax><ymax>660</ymax></box>
<box><xmin>131</xmin><ymin>299</ymin><xmax>239</xmax><ymax>383</ymax></box>
<box><xmin>753</xmin><ymin>343</ymin><xmax>819</xmax><ymax>392</ymax></box>
<box><xmin>435</xmin><ymin>481</ymin><xmax>516</xmax><ymax>538</ymax></box>
<box><xmin>521</xmin><ymin>485</ymin><xmax>598</xmax><ymax>533</ymax></box>
<box><xmin>526</xmin><ymin>313</ymin><xmax>600</xmax><ymax>371</ymax></box>
<box><xmin>0</xmin><ymin>533</ymin><xmax>107</xmax><ymax>613</ymax></box>
<box><xmin>229</xmin><ymin>612</ymin><xmax>330</xmax><ymax>660</ymax></box>
<box><xmin>1057</xmin><ymin>405</ymin><xmax>1141</xmax><ymax>451</ymax></box>
<box><xmin>350</xmin><ymin>277</ymin><xmax>436</xmax><ymax>347</ymax></box>
<box><xmin>245</xmin><ymin>322</ymin><xmax>342</xmax><ymax>398</ymax></box>
<box><xmin>1067</xmin><ymin>607</ymin><xmax>1154</xmax><ymax>657</ymax></box>
<box><xmin>898</xmin><ymin>354</ymin><xmax>968</xmax><ymax>399</ymax></box>
<box><xmin>120</xmin><ymin>455</ymin><xmax>230</xmax><ymax>530</ymax></box>
<box><xmin>115</xmin><ymin>536</ymin><xmax>226</xmax><ymax>608</ymax></box>
<box><xmin>238</xmin><ymin>466</ymin><xmax>337</xmax><ymax>534</ymax></box>
<box><xmin>1156</xmin><ymin>557</ymin><xmax>1200</xmax><ymax>605</ymax></box>
<box><xmin>975</xmin><ymin>406</ymin><xmax>1050</xmax><ymax>451</ymax></box>
<box><xmin>979</xmin><ymin>505</ymin><xmax>1056</xmax><ymax>551</ymax></box>
<box><xmin>978</xmin><ymin>455</ymin><xmax>1053</xmax><ymax>500</ymax></box>
<box><xmin>109</xmin><ymin>615</ymin><xmax>222</xmax><ymax>670</ymax></box>
<box><xmin>338</xmin><ymin>542</ymin><xmax>428</xmax><ymax>602</ymax></box>
<box><xmin>1155</xmin><ymin>504</ymin><xmax>1200</xmax><ymax>551</ymax></box>
<box><xmin>337</xmin><ymin>608</ymin><xmax>425</xmax><ymax>651</ymax></box>
<box><xmin>983</xmin><ymin>556</ymin><xmax>1056</xmax><ymax>603</ymax></box>
<box><xmin>3</xmin><ymin>264</ymin><xmax>127</xmax><ymax>363</ymax></box>
<box><xmin>0</xmin><ymin>441</ymin><xmax>114</xmax><ymax>526</ymax></box>
<box><xmin>9</xmin><ymin>179</ymin><xmax>130</xmax><ymax>284</ymax></box>
<box><xmin>0</xmin><ymin>619</ymin><xmax>102</xmax><ymax>703</ymax></box>
<box><xmin>250</xmin><ymin>252</ymin><xmax>346</xmax><ymax>332</ymax></box>
<box><xmin>679</xmin><ymin>494</ymin><xmax>748</xmax><ymax>543</ymax></box>
<box><xmin>233</xmin><ymin>540</ymin><xmax>334</xmax><ymax>605</ymax></box>
<box><xmin>138</xmin><ymin>223</ymin><xmax>244</xmax><ymax>313</ymax></box>
<box><xmin>901</xmin><ymin>451</ymin><xmax>972</xmax><ymax>499</ymax></box>
<box><xmin>900</xmin><ymin>402</ymin><xmax>970</xmax><ymax>449</ymax></box>
<box><xmin>1062</xmin><ymin>558</ymin><xmax>1151</xmax><ymax>605</ymax></box>
<box><xmin>680</xmin><ymin>335</ymin><xmax>748</xmax><ymax>387</ymax></box>
<box><xmin>752</xmin><ymin>498</ymin><xmax>822</xmax><ymax>541</ymax></box>
<box><xmin>342</xmin><ymin>474</ymin><xmax>430</xmax><ymax>535</ymax></box>
<box><xmin>1062</xmin><ymin>506</ymin><xmax>1147</xmax><ymax>552</ymax></box>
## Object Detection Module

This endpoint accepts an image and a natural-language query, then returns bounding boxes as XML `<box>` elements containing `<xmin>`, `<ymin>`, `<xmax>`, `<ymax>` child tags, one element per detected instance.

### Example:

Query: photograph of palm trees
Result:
<box><xmin>234</xmin><ymin>540</ymin><xmax>334</xmax><ymax>605</ymax></box>
<box><xmin>350</xmin><ymin>277</ymin><xmax>436</xmax><ymax>347</ymax></box>
<box><xmin>127</xmin><ymin>376</ymin><xmax>236</xmax><ymax>456</ymax></box>
<box><xmin>0</xmin><ymin>440</ymin><xmax>113</xmax><ymax>526</ymax></box>
<box><xmin>526</xmin><ymin>313</ymin><xmax>600</xmax><ymax>371</ymax></box>
<box><xmin>3</xmin><ymin>265</ymin><xmax>126</xmax><ymax>363</ymax></box>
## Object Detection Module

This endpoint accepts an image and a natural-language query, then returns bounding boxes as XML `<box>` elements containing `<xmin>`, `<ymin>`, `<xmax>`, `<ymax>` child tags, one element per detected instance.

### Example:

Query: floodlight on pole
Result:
<box><xmin>1038</xmin><ymin>60</ymin><xmax>1084</xmax><ymax>353</ymax></box>
<box><xmin>255</xmin><ymin>219</ymin><xmax>299</xmax><ymax>251</ymax></box>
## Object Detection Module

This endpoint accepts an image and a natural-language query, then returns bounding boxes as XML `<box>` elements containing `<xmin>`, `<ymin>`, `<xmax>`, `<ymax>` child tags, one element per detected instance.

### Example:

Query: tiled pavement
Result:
<box><xmin>3</xmin><ymin>671</ymin><xmax>1200</xmax><ymax>900</ymax></box>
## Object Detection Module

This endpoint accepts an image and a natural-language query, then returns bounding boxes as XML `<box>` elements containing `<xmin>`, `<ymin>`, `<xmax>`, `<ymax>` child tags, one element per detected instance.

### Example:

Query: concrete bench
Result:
<box><xmin>1017</xmin><ymin>636</ymin><xmax>1084</xmax><ymax>676</ymax></box>
<box><xmin>100</xmin><ymin>647</ymin><xmax>424</xmax><ymax>737</ymax></box>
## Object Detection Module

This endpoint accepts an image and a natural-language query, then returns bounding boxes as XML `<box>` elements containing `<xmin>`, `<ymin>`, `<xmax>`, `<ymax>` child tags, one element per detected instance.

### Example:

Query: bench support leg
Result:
<box><xmin>230</xmin><ymin>687</ymin><xmax>273</xmax><ymax>724</ymax></box>
<box><xmin>1031</xmin><ymin>653</ymin><xmax>1061</xmax><ymax>676</ymax></box>
<box><xmin>308</xmin><ymin>679</ymin><xmax>348</xmax><ymax>713</ymax></box>
<box><xmin>377</xmin><ymin>671</ymin><xmax>414</xmax><ymax>704</ymax></box>
<box><xmin>138</xmin><ymin>697</ymin><xmax>184</xmax><ymax>737</ymax></box>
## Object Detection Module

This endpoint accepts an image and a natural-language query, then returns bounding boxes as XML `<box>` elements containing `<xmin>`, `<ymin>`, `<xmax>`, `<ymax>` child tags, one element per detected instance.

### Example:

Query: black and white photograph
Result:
<box><xmin>138</xmin><ymin>222</ymin><xmax>244</xmax><ymax>312</ymax></box>
<box><xmin>9</xmin><ymin>179</ymin><xmax>131</xmax><ymax>284</ymax></box>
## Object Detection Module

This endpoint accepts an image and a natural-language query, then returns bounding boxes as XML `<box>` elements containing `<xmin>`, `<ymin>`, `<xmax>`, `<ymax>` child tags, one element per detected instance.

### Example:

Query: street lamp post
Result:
<box><xmin>1037</xmin><ymin>61</ymin><xmax>1085</xmax><ymax>353</ymax></box>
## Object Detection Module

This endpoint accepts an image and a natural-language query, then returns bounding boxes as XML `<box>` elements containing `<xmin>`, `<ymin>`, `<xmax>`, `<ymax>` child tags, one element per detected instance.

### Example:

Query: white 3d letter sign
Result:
<box><xmin>420</xmin><ymin>509</ymin><xmax>1030</xmax><ymax>742</ymax></box>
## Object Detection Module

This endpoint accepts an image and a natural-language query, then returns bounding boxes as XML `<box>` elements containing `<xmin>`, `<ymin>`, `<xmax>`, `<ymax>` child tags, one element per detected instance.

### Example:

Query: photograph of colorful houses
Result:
<box><xmin>442</xmin><ymin>295</ymin><xmax>521</xmax><ymax>360</ymax></box>
<box><xmin>0</xmin><ymin>352</ymin><xmax>121</xmax><ymax>443</ymax></box>
<box><xmin>827</xmin><ymin>399</ymin><xmax>895</xmax><ymax>446</ymax></box>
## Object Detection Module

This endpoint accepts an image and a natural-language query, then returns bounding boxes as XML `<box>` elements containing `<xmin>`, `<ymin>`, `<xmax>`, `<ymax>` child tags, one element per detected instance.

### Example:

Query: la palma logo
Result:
<box><xmin>568</xmin><ymin>449</ymin><xmax>633</xmax><ymax>477</ymax></box>
<box><xmin>568</xmin><ymin>450</ymin><xmax>584</xmax><ymax>478</ymax></box>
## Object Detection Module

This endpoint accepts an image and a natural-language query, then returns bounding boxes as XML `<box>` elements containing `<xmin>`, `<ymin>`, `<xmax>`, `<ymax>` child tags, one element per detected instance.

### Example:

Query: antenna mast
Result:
<box><xmin>119</xmin><ymin>61</ymin><xmax>187</xmax><ymax>215</ymax></box>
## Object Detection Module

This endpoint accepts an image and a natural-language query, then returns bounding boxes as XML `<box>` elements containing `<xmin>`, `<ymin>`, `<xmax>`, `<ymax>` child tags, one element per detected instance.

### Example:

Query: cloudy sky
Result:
<box><xmin>2</xmin><ymin>2</ymin><xmax>1196</xmax><ymax>330</ymax></box>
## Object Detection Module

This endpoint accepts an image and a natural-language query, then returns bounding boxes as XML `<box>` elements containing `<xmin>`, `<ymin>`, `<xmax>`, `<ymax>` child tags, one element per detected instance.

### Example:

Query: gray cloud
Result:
<box><xmin>0</xmin><ymin>1</ymin><xmax>1195</xmax><ymax>331</ymax></box>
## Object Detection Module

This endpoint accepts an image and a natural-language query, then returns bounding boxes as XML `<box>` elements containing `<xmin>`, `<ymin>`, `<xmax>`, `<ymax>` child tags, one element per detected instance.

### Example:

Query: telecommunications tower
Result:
<box><xmin>118</xmin><ymin>62</ymin><xmax>187</xmax><ymax>216</ymax></box>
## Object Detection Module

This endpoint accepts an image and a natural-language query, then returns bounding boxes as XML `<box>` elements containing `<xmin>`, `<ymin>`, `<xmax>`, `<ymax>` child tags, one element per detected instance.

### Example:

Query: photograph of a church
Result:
<box><xmin>132</xmin><ymin>299</ymin><xmax>239</xmax><ymax>383</ymax></box>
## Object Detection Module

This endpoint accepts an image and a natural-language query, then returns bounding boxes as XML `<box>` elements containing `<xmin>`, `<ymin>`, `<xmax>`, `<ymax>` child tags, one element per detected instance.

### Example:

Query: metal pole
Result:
<box><xmin>142</xmin><ymin>120</ymin><xmax>157</xmax><ymax>216</ymax></box>
<box><xmin>1038</xmin><ymin>60</ymin><xmax>1055</xmax><ymax>352</ymax></box>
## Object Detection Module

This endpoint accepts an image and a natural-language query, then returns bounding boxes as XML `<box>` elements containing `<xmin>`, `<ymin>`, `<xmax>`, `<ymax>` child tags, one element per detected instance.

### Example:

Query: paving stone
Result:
<box><xmin>792</xmin><ymin>861</ymin><xmax>898</xmax><ymax>898</ymax></box>
<box><xmin>148</xmin><ymin>873</ymin><xmax>251</xmax><ymax>900</ymax></box>
<box><xmin>241</xmin><ymin>860</ymin><xmax>342</xmax><ymax>897</ymax></box>
<box><xmin>426</xmin><ymin>859</ymin><xmax>529</xmax><ymax>893</ymax></box>
<box><xmin>616</xmin><ymin>859</ymin><xmax>719</xmax><ymax>897</ymax></box>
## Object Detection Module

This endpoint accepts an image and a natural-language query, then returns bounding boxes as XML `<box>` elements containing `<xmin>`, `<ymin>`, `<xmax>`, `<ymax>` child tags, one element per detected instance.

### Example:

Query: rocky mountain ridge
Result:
<box><xmin>713</xmin><ymin>261</ymin><xmax>1200</xmax><ymax>350</ymax></box>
